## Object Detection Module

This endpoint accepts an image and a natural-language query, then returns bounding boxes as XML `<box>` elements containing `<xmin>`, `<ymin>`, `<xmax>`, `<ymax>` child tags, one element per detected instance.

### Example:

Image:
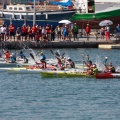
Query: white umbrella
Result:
<box><xmin>59</xmin><ymin>20</ymin><xmax>71</xmax><ymax>24</ymax></box>
<box><xmin>99</xmin><ymin>20</ymin><xmax>113</xmax><ymax>26</ymax></box>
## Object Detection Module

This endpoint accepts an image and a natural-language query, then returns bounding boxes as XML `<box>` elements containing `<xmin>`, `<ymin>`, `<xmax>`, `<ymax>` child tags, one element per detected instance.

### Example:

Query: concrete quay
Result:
<box><xmin>0</xmin><ymin>36</ymin><xmax>120</xmax><ymax>49</ymax></box>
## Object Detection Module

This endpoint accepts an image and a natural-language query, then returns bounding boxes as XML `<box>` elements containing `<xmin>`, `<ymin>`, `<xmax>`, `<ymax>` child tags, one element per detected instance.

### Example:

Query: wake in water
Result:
<box><xmin>95</xmin><ymin>55</ymin><xmax>105</xmax><ymax>71</ymax></box>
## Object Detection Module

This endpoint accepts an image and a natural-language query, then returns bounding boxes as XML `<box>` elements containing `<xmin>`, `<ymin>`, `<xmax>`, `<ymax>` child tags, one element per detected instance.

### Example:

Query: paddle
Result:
<box><xmin>105</xmin><ymin>56</ymin><xmax>108</xmax><ymax>64</ymax></box>
<box><xmin>82</xmin><ymin>53</ymin><xmax>85</xmax><ymax>70</ymax></box>
<box><xmin>86</xmin><ymin>55</ymin><xmax>89</xmax><ymax>62</ymax></box>
<box><xmin>30</xmin><ymin>53</ymin><xmax>40</xmax><ymax>67</ymax></box>
<box><xmin>50</xmin><ymin>49</ymin><xmax>61</xmax><ymax>60</ymax></box>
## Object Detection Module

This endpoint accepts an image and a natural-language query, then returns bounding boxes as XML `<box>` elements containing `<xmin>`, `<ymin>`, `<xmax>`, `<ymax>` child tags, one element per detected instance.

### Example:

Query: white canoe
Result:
<box><xmin>7</xmin><ymin>68</ymin><xmax>42</xmax><ymax>74</ymax></box>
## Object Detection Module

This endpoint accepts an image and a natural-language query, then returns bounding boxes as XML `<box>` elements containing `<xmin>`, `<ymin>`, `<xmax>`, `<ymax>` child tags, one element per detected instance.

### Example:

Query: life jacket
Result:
<box><xmin>5</xmin><ymin>52</ymin><xmax>10</xmax><ymax>59</ymax></box>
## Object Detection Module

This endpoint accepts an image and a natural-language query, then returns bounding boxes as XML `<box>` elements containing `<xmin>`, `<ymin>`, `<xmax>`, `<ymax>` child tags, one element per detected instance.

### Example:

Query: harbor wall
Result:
<box><xmin>0</xmin><ymin>41</ymin><xmax>117</xmax><ymax>49</ymax></box>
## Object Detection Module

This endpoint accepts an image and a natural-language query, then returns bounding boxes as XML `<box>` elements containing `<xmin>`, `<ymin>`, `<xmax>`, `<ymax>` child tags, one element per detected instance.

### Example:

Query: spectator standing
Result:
<box><xmin>31</xmin><ymin>24</ymin><xmax>37</xmax><ymax>40</ymax></box>
<box><xmin>27</xmin><ymin>25</ymin><xmax>32</xmax><ymax>41</ymax></box>
<box><xmin>51</xmin><ymin>25</ymin><xmax>55</xmax><ymax>41</ymax></box>
<box><xmin>115</xmin><ymin>24</ymin><xmax>120</xmax><ymax>40</ymax></box>
<box><xmin>56</xmin><ymin>25</ymin><xmax>61</xmax><ymax>41</ymax></box>
<box><xmin>0</xmin><ymin>24</ymin><xmax>6</xmax><ymax>41</ymax></box>
<box><xmin>42</xmin><ymin>26</ymin><xmax>46</xmax><ymax>40</ymax></box>
<box><xmin>21</xmin><ymin>24</ymin><xmax>28</xmax><ymax>41</ymax></box>
<box><xmin>85</xmin><ymin>24</ymin><xmax>91</xmax><ymax>41</ymax></box>
<box><xmin>68</xmin><ymin>25</ymin><xmax>72</xmax><ymax>41</ymax></box>
<box><xmin>62</xmin><ymin>25</ymin><xmax>67</xmax><ymax>40</ymax></box>
<box><xmin>46</xmin><ymin>24</ymin><xmax>51</xmax><ymax>40</ymax></box>
<box><xmin>105</xmin><ymin>23</ymin><xmax>110</xmax><ymax>41</ymax></box>
<box><xmin>5</xmin><ymin>26</ymin><xmax>9</xmax><ymax>41</ymax></box>
<box><xmin>16</xmin><ymin>27</ymin><xmax>21</xmax><ymax>41</ymax></box>
<box><xmin>73</xmin><ymin>23</ymin><xmax>78</xmax><ymax>40</ymax></box>
<box><xmin>100</xmin><ymin>27</ymin><xmax>105</xmax><ymax>40</ymax></box>
<box><xmin>9</xmin><ymin>23</ymin><xmax>15</xmax><ymax>41</ymax></box>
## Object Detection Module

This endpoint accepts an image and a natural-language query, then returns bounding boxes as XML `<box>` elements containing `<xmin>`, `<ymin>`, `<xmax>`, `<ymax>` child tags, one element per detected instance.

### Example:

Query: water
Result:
<box><xmin>0</xmin><ymin>48</ymin><xmax>120</xmax><ymax>120</ymax></box>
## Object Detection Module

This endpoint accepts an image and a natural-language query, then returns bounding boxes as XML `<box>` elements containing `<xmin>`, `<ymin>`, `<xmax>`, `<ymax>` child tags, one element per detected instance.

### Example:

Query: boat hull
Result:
<box><xmin>7</xmin><ymin>67</ymin><xmax>42</xmax><ymax>74</ymax></box>
<box><xmin>96</xmin><ymin>73</ymin><xmax>120</xmax><ymax>79</ymax></box>
<box><xmin>40</xmin><ymin>70</ymin><xmax>94</xmax><ymax>78</ymax></box>
<box><xmin>0</xmin><ymin>10</ymin><xmax>75</xmax><ymax>27</ymax></box>
<box><xmin>70</xmin><ymin>7</ymin><xmax>120</xmax><ymax>29</ymax></box>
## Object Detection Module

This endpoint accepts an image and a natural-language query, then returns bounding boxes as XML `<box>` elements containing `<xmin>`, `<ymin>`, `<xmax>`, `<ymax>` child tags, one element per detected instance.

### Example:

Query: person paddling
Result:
<box><xmin>5</xmin><ymin>50</ymin><xmax>11</xmax><ymax>62</ymax></box>
<box><xmin>40</xmin><ymin>52</ymin><xmax>46</xmax><ymax>69</ymax></box>
<box><xmin>104</xmin><ymin>62</ymin><xmax>115</xmax><ymax>73</ymax></box>
<box><xmin>83</xmin><ymin>60</ymin><xmax>93</xmax><ymax>75</ymax></box>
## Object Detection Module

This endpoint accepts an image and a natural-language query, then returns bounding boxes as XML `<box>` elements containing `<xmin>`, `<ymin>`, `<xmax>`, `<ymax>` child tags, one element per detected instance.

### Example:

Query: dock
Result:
<box><xmin>0</xmin><ymin>36</ymin><xmax>120</xmax><ymax>49</ymax></box>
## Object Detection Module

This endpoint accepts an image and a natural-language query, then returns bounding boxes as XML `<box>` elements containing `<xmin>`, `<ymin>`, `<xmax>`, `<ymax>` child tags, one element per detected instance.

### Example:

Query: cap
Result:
<box><xmin>67</xmin><ymin>57</ymin><xmax>71</xmax><ymax>61</ymax></box>
<box><xmin>92</xmin><ymin>64</ymin><xmax>96</xmax><ymax>68</ymax></box>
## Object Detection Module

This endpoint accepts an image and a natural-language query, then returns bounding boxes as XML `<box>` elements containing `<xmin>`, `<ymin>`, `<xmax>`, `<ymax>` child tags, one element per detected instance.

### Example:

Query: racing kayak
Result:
<box><xmin>95</xmin><ymin>73</ymin><xmax>120</xmax><ymax>79</ymax></box>
<box><xmin>7</xmin><ymin>67</ymin><xmax>43</xmax><ymax>74</ymax></box>
<box><xmin>40</xmin><ymin>69</ymin><xmax>94</xmax><ymax>78</ymax></box>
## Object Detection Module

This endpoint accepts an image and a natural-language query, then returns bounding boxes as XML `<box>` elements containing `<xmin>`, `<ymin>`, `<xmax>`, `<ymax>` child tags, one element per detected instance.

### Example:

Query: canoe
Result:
<box><xmin>7</xmin><ymin>67</ymin><xmax>43</xmax><ymax>74</ymax></box>
<box><xmin>95</xmin><ymin>73</ymin><xmax>120</xmax><ymax>79</ymax></box>
<box><xmin>40</xmin><ymin>69</ymin><xmax>94</xmax><ymax>78</ymax></box>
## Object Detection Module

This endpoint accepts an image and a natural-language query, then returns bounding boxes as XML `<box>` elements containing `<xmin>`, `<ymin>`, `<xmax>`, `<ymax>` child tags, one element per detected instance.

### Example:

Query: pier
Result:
<box><xmin>0</xmin><ymin>36</ymin><xmax>120</xmax><ymax>49</ymax></box>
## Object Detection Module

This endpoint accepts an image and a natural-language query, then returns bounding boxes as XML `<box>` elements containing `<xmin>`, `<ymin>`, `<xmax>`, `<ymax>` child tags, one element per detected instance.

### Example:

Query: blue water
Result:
<box><xmin>0</xmin><ymin>48</ymin><xmax>120</xmax><ymax>120</ymax></box>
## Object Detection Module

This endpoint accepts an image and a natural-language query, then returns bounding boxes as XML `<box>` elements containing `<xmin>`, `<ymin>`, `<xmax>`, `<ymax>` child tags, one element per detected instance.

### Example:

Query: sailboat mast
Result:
<box><xmin>33</xmin><ymin>0</ymin><xmax>36</xmax><ymax>25</ymax></box>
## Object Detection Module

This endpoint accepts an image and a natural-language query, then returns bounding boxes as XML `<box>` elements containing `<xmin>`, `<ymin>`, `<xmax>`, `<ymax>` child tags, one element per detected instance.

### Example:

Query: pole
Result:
<box><xmin>85</xmin><ymin>0</ymin><xmax>88</xmax><ymax>13</ymax></box>
<box><xmin>33</xmin><ymin>0</ymin><xmax>36</xmax><ymax>25</ymax></box>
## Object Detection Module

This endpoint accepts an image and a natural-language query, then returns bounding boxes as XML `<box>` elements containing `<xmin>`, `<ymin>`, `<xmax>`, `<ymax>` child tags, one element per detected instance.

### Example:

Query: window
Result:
<box><xmin>9</xmin><ymin>7</ymin><xmax>12</xmax><ymax>10</ymax></box>
<box><xmin>14</xmin><ymin>7</ymin><xmax>17</xmax><ymax>10</ymax></box>
<box><xmin>19</xmin><ymin>8</ymin><xmax>23</xmax><ymax>10</ymax></box>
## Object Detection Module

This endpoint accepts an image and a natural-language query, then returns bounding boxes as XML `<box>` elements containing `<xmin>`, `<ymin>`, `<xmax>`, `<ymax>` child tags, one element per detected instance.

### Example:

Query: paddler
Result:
<box><xmin>92</xmin><ymin>64</ymin><xmax>99</xmax><ymax>75</ymax></box>
<box><xmin>5</xmin><ymin>50</ymin><xmax>11</xmax><ymax>62</ymax></box>
<box><xmin>10</xmin><ymin>53</ymin><xmax>16</xmax><ymax>63</ymax></box>
<box><xmin>104</xmin><ymin>62</ymin><xmax>115</xmax><ymax>73</ymax></box>
<box><xmin>83</xmin><ymin>60</ymin><xmax>93</xmax><ymax>75</ymax></box>
<box><xmin>66</xmin><ymin>57</ymin><xmax>75</xmax><ymax>68</ymax></box>
<box><xmin>40</xmin><ymin>52</ymin><xmax>46</xmax><ymax>69</ymax></box>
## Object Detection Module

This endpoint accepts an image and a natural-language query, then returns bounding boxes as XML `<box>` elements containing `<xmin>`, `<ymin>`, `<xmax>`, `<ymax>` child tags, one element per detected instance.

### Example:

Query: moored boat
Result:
<box><xmin>0</xmin><ymin>2</ymin><xmax>75</xmax><ymax>28</ymax></box>
<box><xmin>70</xmin><ymin>0</ymin><xmax>120</xmax><ymax>29</ymax></box>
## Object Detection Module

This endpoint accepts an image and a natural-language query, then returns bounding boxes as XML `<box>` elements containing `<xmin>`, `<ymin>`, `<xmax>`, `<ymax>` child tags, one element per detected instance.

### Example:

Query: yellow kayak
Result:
<box><xmin>40</xmin><ymin>70</ymin><xmax>94</xmax><ymax>78</ymax></box>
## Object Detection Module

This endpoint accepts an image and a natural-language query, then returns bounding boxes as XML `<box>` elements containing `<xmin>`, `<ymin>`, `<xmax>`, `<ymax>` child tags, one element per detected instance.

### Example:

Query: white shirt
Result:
<box><xmin>0</xmin><ymin>27</ymin><xmax>6</xmax><ymax>33</ymax></box>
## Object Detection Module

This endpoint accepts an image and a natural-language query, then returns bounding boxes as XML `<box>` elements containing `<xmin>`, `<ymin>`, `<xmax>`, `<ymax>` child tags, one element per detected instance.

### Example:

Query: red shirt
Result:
<box><xmin>86</xmin><ymin>26</ymin><xmax>91</xmax><ymax>33</ymax></box>
<box><xmin>5</xmin><ymin>52</ymin><xmax>10</xmax><ymax>59</ymax></box>
<box><xmin>31</xmin><ymin>26</ymin><xmax>37</xmax><ymax>33</ymax></box>
<box><xmin>9</xmin><ymin>25</ymin><xmax>15</xmax><ymax>33</ymax></box>
<box><xmin>22</xmin><ymin>26</ymin><xmax>27</xmax><ymax>33</ymax></box>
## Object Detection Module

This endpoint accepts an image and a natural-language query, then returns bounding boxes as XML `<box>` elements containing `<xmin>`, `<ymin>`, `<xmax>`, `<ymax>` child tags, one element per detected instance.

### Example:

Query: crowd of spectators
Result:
<box><xmin>0</xmin><ymin>23</ymin><xmax>80</xmax><ymax>42</ymax></box>
<box><xmin>0</xmin><ymin>22</ymin><xmax>120</xmax><ymax>42</ymax></box>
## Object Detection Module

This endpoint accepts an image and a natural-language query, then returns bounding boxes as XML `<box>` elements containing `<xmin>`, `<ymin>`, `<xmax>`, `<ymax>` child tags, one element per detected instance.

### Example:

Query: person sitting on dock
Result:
<box><xmin>40</xmin><ymin>52</ymin><xmax>46</xmax><ymax>69</ymax></box>
<box><xmin>104</xmin><ymin>62</ymin><xmax>115</xmax><ymax>73</ymax></box>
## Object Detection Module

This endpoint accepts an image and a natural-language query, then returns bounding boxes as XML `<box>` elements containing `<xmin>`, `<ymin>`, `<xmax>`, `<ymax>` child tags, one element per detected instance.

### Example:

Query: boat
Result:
<box><xmin>7</xmin><ymin>67</ymin><xmax>43</xmax><ymax>74</ymax></box>
<box><xmin>40</xmin><ymin>69</ymin><xmax>94</xmax><ymax>78</ymax></box>
<box><xmin>95</xmin><ymin>72</ymin><xmax>120</xmax><ymax>79</ymax></box>
<box><xmin>0</xmin><ymin>0</ymin><xmax>75</xmax><ymax>28</ymax></box>
<box><xmin>70</xmin><ymin>0</ymin><xmax>120</xmax><ymax>29</ymax></box>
